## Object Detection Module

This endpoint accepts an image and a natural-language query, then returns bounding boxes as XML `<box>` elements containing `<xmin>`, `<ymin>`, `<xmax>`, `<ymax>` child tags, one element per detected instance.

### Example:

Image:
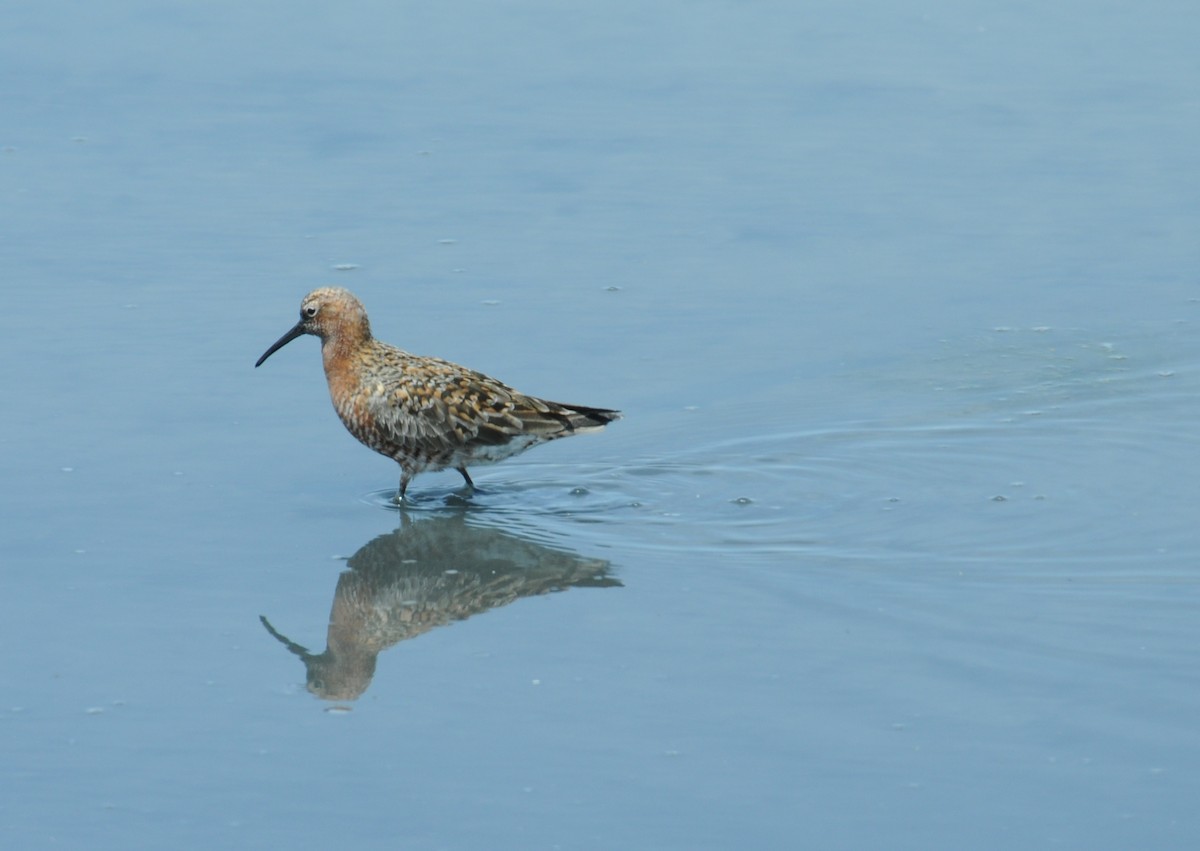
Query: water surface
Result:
<box><xmin>3</xmin><ymin>1</ymin><xmax>1199</xmax><ymax>849</ymax></box>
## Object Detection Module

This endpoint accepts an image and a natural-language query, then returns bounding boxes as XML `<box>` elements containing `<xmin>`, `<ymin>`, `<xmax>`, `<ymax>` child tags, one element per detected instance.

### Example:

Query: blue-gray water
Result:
<box><xmin>3</xmin><ymin>2</ymin><xmax>1199</xmax><ymax>848</ymax></box>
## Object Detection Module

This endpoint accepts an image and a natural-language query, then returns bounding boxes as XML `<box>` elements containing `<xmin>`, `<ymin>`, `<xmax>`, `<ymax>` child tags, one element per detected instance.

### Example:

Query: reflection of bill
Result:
<box><xmin>261</xmin><ymin>514</ymin><xmax>621</xmax><ymax>702</ymax></box>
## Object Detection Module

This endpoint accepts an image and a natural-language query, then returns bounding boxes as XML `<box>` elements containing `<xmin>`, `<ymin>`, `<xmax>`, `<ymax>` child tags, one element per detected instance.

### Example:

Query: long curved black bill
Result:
<box><xmin>255</xmin><ymin>321</ymin><xmax>307</xmax><ymax>367</ymax></box>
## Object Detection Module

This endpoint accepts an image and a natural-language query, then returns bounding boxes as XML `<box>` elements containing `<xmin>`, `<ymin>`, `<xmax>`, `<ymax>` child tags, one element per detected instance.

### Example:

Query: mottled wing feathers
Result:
<box><xmin>360</xmin><ymin>348</ymin><xmax>618</xmax><ymax>455</ymax></box>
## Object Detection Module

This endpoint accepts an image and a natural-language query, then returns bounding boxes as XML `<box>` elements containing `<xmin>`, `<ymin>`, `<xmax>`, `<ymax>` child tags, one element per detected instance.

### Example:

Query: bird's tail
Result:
<box><xmin>550</xmin><ymin>402</ymin><xmax>622</xmax><ymax>432</ymax></box>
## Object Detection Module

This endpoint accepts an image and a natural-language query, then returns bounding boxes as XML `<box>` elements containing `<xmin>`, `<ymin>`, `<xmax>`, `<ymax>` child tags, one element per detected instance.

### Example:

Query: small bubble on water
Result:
<box><xmin>332</xmin><ymin>263</ymin><xmax>359</xmax><ymax>271</ymax></box>
<box><xmin>437</xmin><ymin>238</ymin><xmax>457</xmax><ymax>245</ymax></box>
<box><xmin>991</xmin><ymin>495</ymin><xmax>1008</xmax><ymax>502</ymax></box>
<box><xmin>85</xmin><ymin>707</ymin><xmax>105</xmax><ymax>715</ymax></box>
<box><xmin>570</xmin><ymin>487</ymin><xmax>589</xmax><ymax>496</ymax></box>
<box><xmin>481</xmin><ymin>299</ymin><xmax>501</xmax><ymax>306</ymax></box>
<box><xmin>325</xmin><ymin>705</ymin><xmax>353</xmax><ymax>715</ymax></box>
<box><xmin>732</xmin><ymin>497</ymin><xmax>753</xmax><ymax>505</ymax></box>
<box><xmin>604</xmin><ymin>285</ymin><xmax>621</xmax><ymax>292</ymax></box>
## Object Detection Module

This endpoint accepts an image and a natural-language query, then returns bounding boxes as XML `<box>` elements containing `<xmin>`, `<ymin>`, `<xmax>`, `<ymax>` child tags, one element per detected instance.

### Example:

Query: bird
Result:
<box><xmin>255</xmin><ymin>287</ymin><xmax>621</xmax><ymax>501</ymax></box>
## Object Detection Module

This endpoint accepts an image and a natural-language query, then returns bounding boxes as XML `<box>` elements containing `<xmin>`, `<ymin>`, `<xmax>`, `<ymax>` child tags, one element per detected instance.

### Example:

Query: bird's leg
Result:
<box><xmin>396</xmin><ymin>470</ymin><xmax>411</xmax><ymax>505</ymax></box>
<box><xmin>456</xmin><ymin>466</ymin><xmax>475</xmax><ymax>490</ymax></box>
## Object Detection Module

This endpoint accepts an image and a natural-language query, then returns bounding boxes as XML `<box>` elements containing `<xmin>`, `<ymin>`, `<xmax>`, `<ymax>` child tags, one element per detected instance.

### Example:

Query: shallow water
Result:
<box><xmin>4</xmin><ymin>1</ymin><xmax>1200</xmax><ymax>848</ymax></box>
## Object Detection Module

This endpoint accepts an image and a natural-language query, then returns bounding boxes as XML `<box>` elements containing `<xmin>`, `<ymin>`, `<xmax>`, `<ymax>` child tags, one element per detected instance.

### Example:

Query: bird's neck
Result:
<box><xmin>321</xmin><ymin>329</ymin><xmax>371</xmax><ymax>387</ymax></box>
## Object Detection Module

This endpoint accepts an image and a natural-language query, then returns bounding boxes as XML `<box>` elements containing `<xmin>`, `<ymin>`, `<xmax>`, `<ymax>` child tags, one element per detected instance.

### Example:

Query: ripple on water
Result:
<box><xmin>357</xmin><ymin>465</ymin><xmax>646</xmax><ymax>551</ymax></box>
<box><xmin>700</xmin><ymin>356</ymin><xmax>1200</xmax><ymax>579</ymax></box>
<box><xmin>360</xmin><ymin>465</ymin><xmax>636</xmax><ymax>518</ymax></box>
<box><xmin>656</xmin><ymin>360</ymin><xmax>1198</xmax><ymax>577</ymax></box>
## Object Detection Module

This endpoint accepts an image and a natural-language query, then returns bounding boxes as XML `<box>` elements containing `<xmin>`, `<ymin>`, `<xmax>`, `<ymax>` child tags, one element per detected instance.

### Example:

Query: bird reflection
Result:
<box><xmin>260</xmin><ymin>513</ymin><xmax>621</xmax><ymax>701</ymax></box>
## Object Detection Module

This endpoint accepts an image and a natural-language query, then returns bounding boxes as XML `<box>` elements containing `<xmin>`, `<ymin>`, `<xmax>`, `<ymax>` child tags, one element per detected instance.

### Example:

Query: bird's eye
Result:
<box><xmin>303</xmin><ymin>305</ymin><xmax>318</xmax><ymax>319</ymax></box>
